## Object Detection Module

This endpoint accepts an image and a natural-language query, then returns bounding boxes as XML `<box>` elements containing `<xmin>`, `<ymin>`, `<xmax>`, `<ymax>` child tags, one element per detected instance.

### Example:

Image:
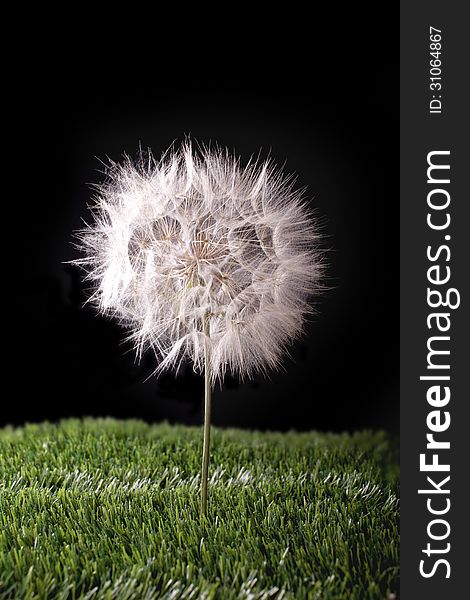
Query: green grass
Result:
<box><xmin>0</xmin><ymin>419</ymin><xmax>399</xmax><ymax>600</ymax></box>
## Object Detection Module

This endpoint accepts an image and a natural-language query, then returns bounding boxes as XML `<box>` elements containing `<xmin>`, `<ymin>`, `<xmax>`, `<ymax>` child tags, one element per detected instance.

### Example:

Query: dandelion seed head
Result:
<box><xmin>72</xmin><ymin>141</ymin><xmax>324</xmax><ymax>383</ymax></box>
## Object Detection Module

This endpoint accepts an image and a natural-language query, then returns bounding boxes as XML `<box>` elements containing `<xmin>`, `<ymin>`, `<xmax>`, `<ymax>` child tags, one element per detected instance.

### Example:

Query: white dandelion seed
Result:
<box><xmin>71</xmin><ymin>140</ymin><xmax>324</xmax><ymax>515</ymax></box>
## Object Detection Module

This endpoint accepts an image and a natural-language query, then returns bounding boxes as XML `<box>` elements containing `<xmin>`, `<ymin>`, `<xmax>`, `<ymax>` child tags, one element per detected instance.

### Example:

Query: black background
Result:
<box><xmin>7</xmin><ymin>9</ymin><xmax>398</xmax><ymax>432</ymax></box>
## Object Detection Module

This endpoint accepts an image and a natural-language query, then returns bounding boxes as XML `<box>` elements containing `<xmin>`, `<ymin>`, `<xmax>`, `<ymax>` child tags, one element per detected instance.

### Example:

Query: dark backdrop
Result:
<box><xmin>7</xmin><ymin>10</ymin><xmax>398</xmax><ymax>432</ymax></box>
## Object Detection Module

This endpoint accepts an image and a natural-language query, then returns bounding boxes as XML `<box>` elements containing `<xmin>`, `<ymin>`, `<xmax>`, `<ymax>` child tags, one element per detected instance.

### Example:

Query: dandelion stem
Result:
<box><xmin>200</xmin><ymin>314</ymin><xmax>212</xmax><ymax>517</ymax></box>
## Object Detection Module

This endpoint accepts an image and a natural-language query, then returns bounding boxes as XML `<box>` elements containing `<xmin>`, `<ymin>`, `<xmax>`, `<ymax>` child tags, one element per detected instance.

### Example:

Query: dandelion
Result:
<box><xmin>72</xmin><ymin>141</ymin><xmax>323</xmax><ymax>515</ymax></box>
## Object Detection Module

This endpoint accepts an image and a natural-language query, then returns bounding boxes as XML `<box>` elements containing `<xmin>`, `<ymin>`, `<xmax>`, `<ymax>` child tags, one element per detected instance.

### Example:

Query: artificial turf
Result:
<box><xmin>0</xmin><ymin>419</ymin><xmax>399</xmax><ymax>599</ymax></box>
